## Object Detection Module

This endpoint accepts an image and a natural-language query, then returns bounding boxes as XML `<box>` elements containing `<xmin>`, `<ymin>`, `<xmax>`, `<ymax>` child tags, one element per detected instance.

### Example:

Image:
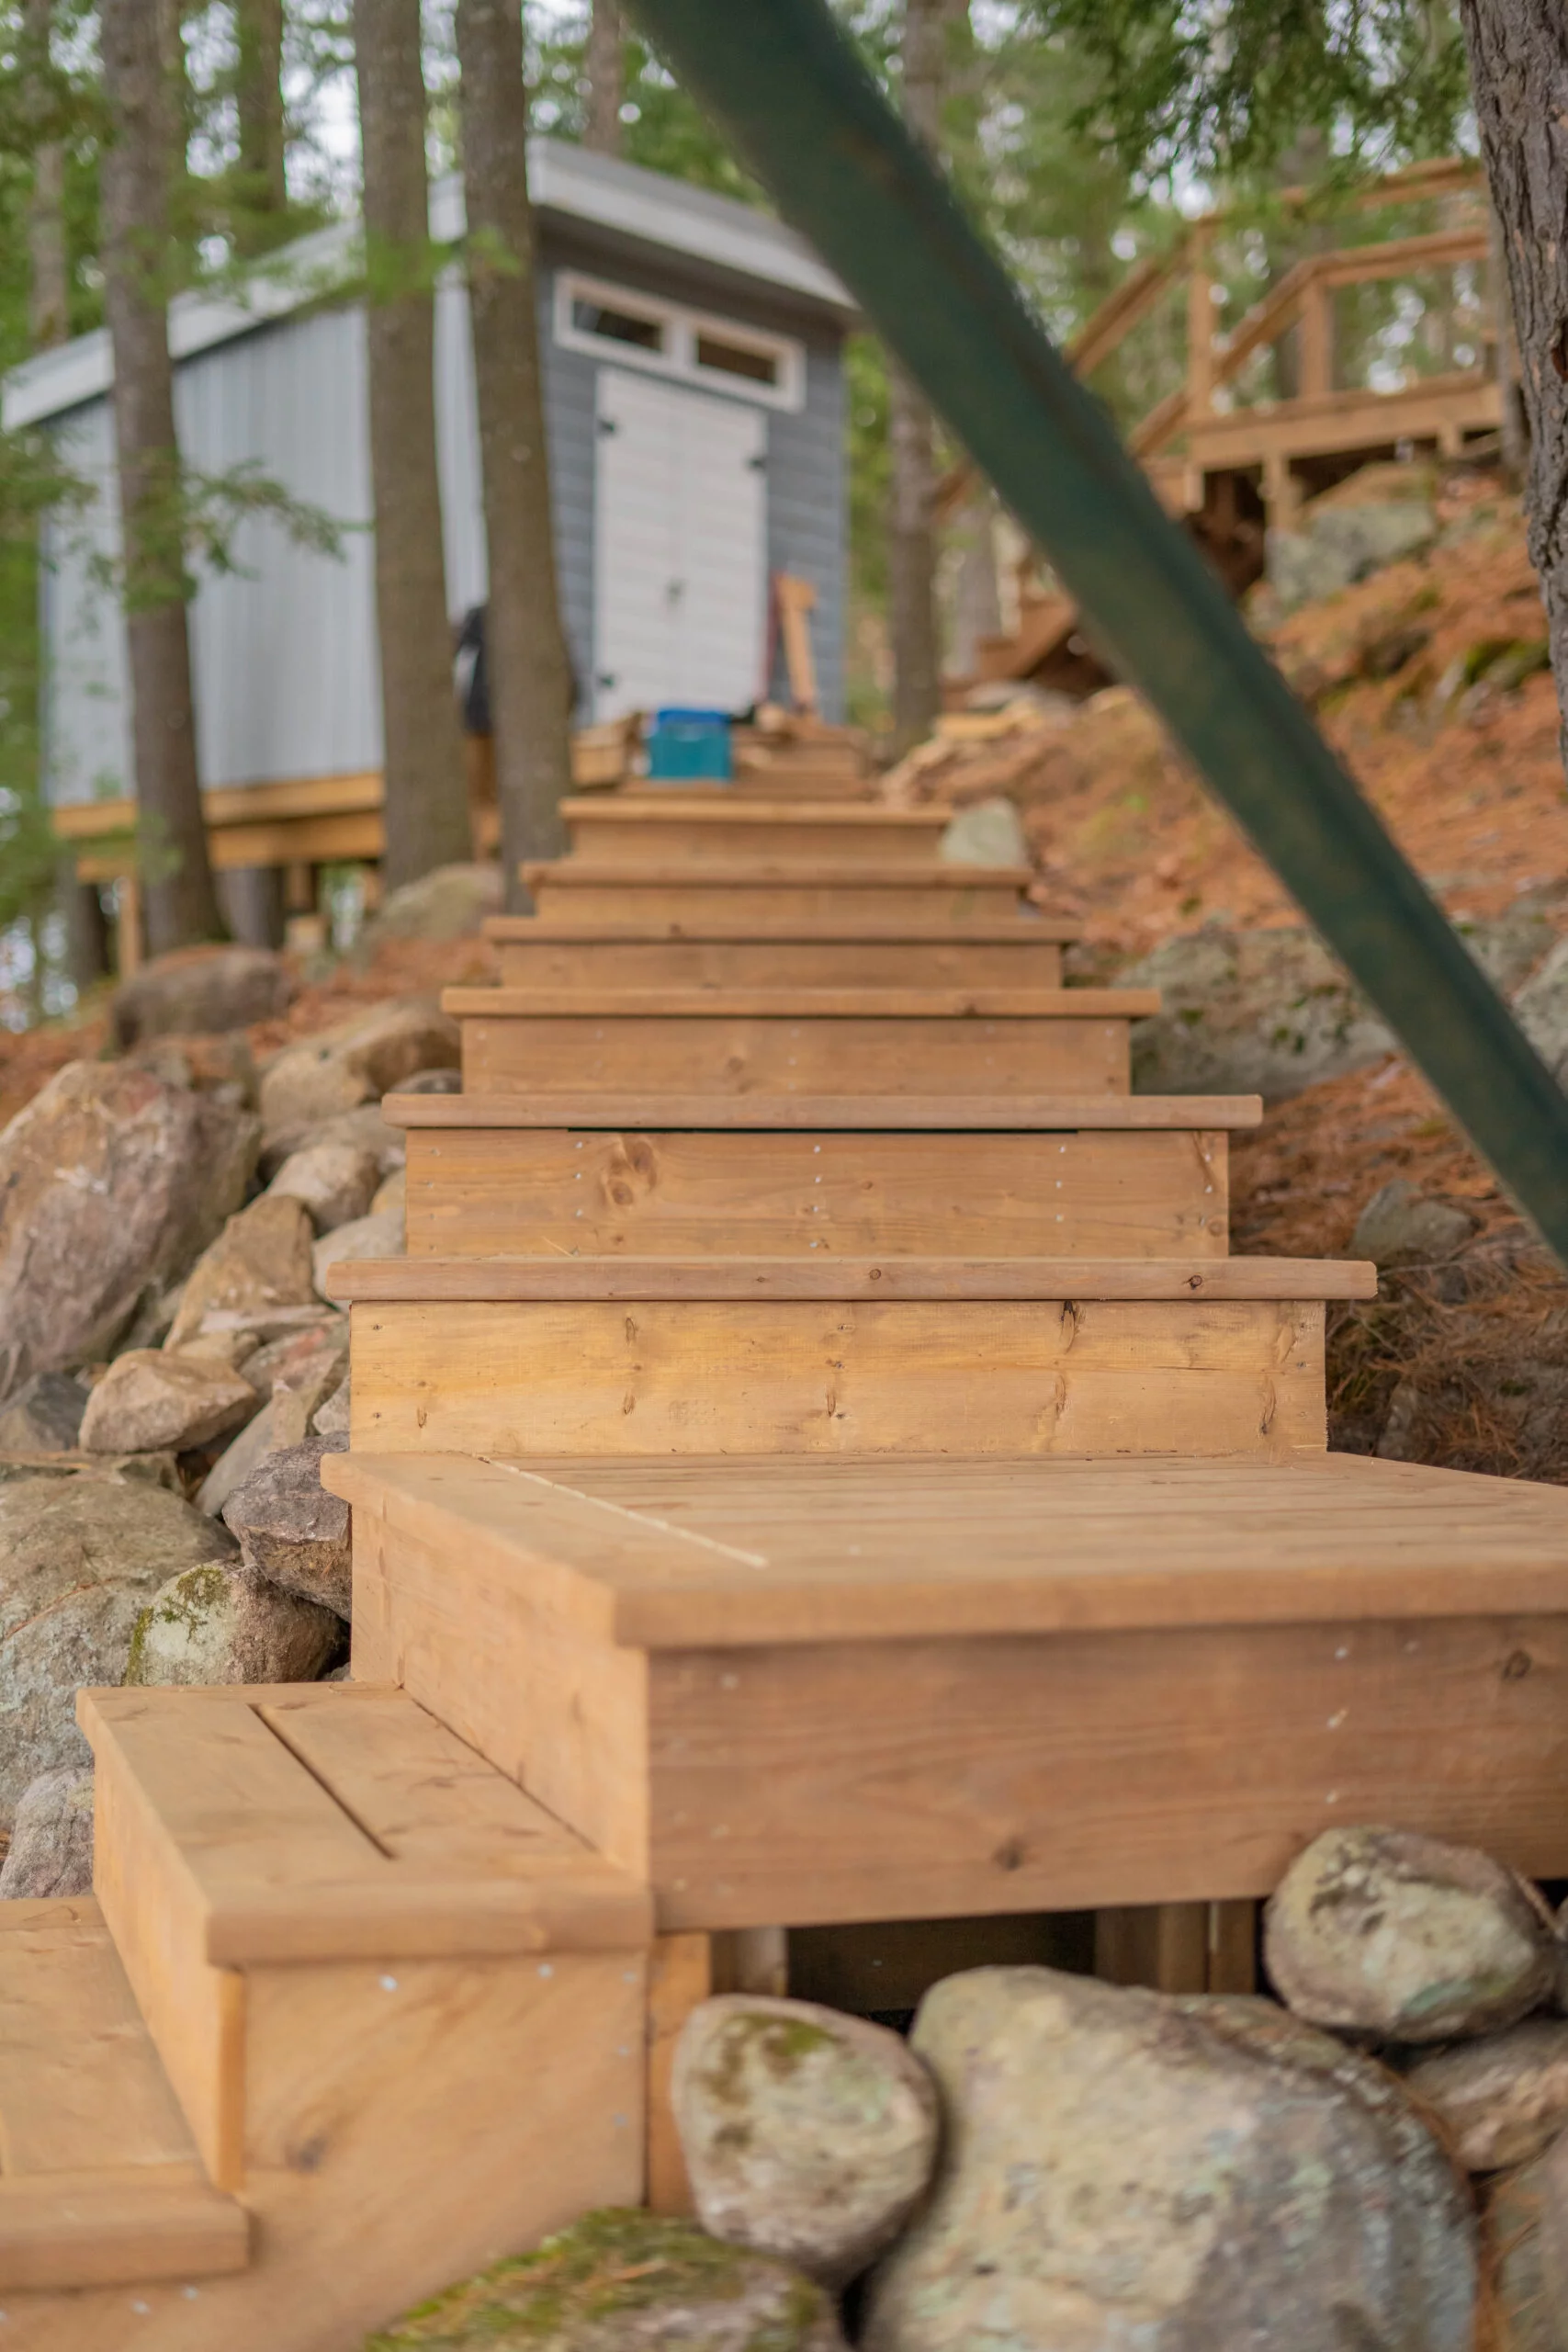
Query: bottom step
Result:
<box><xmin>0</xmin><ymin>1898</ymin><xmax>248</xmax><ymax>2292</ymax></box>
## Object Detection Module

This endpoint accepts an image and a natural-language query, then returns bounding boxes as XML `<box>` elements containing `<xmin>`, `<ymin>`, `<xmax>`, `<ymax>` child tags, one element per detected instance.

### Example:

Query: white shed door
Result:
<box><xmin>593</xmin><ymin>367</ymin><xmax>767</xmax><ymax>719</ymax></box>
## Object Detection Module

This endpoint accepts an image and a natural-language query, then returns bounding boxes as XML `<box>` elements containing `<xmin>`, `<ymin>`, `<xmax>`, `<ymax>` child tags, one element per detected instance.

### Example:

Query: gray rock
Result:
<box><xmin>397</xmin><ymin>1065</ymin><xmax>464</xmax><ymax>1096</ymax></box>
<box><xmin>370</xmin><ymin>1165</ymin><xmax>405</xmax><ymax>1219</ymax></box>
<box><xmin>196</xmin><ymin>1388</ymin><xmax>311</xmax><ymax>1517</ymax></box>
<box><xmin>123</xmin><ymin>1029</ymin><xmax>258</xmax><ymax>1108</ymax></box>
<box><xmin>257</xmin><ymin>1101</ymin><xmax>408</xmax><ymax>1182</ymax></box>
<box><xmin>674</xmin><ymin>1995</ymin><xmax>938</xmax><ymax>2289</ymax></box>
<box><xmin>367</xmin><ymin>2211</ymin><xmax>846</xmax><ymax>2351</ymax></box>
<box><xmin>194</xmin><ymin>1326</ymin><xmax>345</xmax><ymax>1514</ymax></box>
<box><xmin>258</xmin><ymin>998</ymin><xmax>459</xmax><ymax>1144</ymax></box>
<box><xmin>125</xmin><ymin>1560</ymin><xmax>343</xmax><ymax>1686</ymax></box>
<box><xmin>222</xmin><ymin>1436</ymin><xmax>352</xmax><ymax>1618</ymax></box>
<box><xmin>164</xmin><ymin>1193</ymin><xmax>317</xmax><ymax>1351</ymax></box>
<box><xmin>79</xmin><ymin>1350</ymin><xmax>258</xmax><ymax>1456</ymax></box>
<box><xmin>1352</xmin><ymin>1179</ymin><xmax>1478</xmax><ymax>1268</ymax></box>
<box><xmin>0</xmin><ymin>1452</ymin><xmax>182</xmax><ymax>1491</ymax></box>
<box><xmin>1515</xmin><ymin>938</ymin><xmax>1568</xmax><ymax>1086</ymax></box>
<box><xmin>0</xmin><ymin>1061</ymin><xmax>259</xmax><ymax>1406</ymax></box>
<box><xmin>0</xmin><ymin>1765</ymin><xmax>95</xmax><ymax>1898</ymax></box>
<box><xmin>311</xmin><ymin>1373</ymin><xmax>351</xmax><ymax>1436</ymax></box>
<box><xmin>1122</xmin><ymin>924</ymin><xmax>1395</xmax><ymax>1102</ymax></box>
<box><xmin>312</xmin><ymin>1205</ymin><xmax>404</xmax><ymax>1299</ymax></box>
<box><xmin>0</xmin><ymin>1373</ymin><xmax>87</xmax><ymax>1455</ymax></box>
<box><xmin>1269</xmin><ymin>499</ymin><xmax>1438</xmax><ymax>612</ymax></box>
<box><xmin>939</xmin><ymin>797</ymin><xmax>1028</xmax><ymax>869</ymax></box>
<box><xmin>1484</xmin><ymin>2149</ymin><xmax>1567</xmax><ymax>2350</ymax></box>
<box><xmin>265</xmin><ymin>1136</ymin><xmax>381</xmax><ymax>1233</ymax></box>
<box><xmin>364</xmin><ymin>862</ymin><xmax>502</xmax><ymax>946</ymax></box>
<box><xmin>111</xmin><ymin>943</ymin><xmax>293</xmax><ymax>1047</ymax></box>
<box><xmin>0</xmin><ymin>1474</ymin><xmax>236</xmax><ymax>1823</ymax></box>
<box><xmin>1406</xmin><ymin>2020</ymin><xmax>1568</xmax><ymax>2173</ymax></box>
<box><xmin>1266</xmin><ymin>1826</ymin><xmax>1557</xmax><ymax>2043</ymax></box>
<box><xmin>864</xmin><ymin>1967</ymin><xmax>1475</xmax><ymax>2352</ymax></box>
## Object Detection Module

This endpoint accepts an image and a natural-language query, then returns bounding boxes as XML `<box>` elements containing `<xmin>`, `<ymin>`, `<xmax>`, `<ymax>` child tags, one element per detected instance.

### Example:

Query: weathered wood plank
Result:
<box><xmin>385</xmin><ymin>1093</ymin><xmax>1263</xmax><ymax>1130</ymax></box>
<box><xmin>328</xmin><ymin>1255</ymin><xmax>1371</xmax><ymax>1302</ymax></box>
<box><xmin>494</xmin><ymin>938</ymin><xmax>1066</xmax><ymax>989</ymax></box>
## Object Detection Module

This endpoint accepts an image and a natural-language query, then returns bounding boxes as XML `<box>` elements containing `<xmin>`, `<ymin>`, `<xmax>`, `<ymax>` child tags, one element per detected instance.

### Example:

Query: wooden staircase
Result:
<box><xmin>9</xmin><ymin>786</ymin><xmax>1568</xmax><ymax>2346</ymax></box>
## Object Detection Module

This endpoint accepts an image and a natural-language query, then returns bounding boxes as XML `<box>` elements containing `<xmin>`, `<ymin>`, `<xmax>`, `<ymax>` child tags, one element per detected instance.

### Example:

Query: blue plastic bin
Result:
<box><xmin>645</xmin><ymin>707</ymin><xmax>733</xmax><ymax>783</ymax></box>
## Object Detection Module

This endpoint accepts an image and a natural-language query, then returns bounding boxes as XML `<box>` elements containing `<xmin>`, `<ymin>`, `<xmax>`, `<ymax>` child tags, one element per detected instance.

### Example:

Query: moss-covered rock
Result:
<box><xmin>364</xmin><ymin>2210</ymin><xmax>846</xmax><ymax>2350</ymax></box>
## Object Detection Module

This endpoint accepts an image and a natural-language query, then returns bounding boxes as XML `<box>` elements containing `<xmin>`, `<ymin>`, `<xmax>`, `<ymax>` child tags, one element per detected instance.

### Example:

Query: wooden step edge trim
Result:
<box><xmin>385</xmin><ymin>1091</ymin><xmax>1264</xmax><ymax>1130</ymax></box>
<box><xmin>520</xmin><ymin>861</ymin><xmax>1035</xmax><ymax>888</ymax></box>
<box><xmin>561</xmin><ymin>797</ymin><xmax>947</xmax><ymax>826</ymax></box>
<box><xmin>481</xmin><ymin>917</ymin><xmax>1084</xmax><ymax>942</ymax></box>
<box><xmin>199</xmin><ymin>1874</ymin><xmax>654</xmax><ymax>1967</ymax></box>
<box><xmin>442</xmin><ymin>987</ymin><xmax>1162</xmax><ymax>1018</ymax></box>
<box><xmin>0</xmin><ymin>2171</ymin><xmax>250</xmax><ymax>2294</ymax></box>
<box><xmin>325</xmin><ymin>1256</ymin><xmax>1378</xmax><ymax>1305</ymax></box>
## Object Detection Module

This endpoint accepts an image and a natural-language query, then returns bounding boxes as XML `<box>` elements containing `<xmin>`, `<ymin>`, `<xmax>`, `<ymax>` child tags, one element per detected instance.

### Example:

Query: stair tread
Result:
<box><xmin>522</xmin><ymin>859</ymin><xmax>1032</xmax><ymax>887</ymax></box>
<box><xmin>561</xmin><ymin>797</ymin><xmax>944</xmax><ymax>827</ymax></box>
<box><xmin>481</xmin><ymin>915</ymin><xmax>1081</xmax><ymax>941</ymax></box>
<box><xmin>385</xmin><ymin>1091</ymin><xmax>1262</xmax><ymax>1130</ymax></box>
<box><xmin>77</xmin><ymin>1685</ymin><xmax>651</xmax><ymax>1964</ymax></box>
<box><xmin>324</xmin><ymin>1253</ymin><xmax>1374</xmax><ymax>1304</ymax></box>
<box><xmin>324</xmin><ymin>1451</ymin><xmax>1568</xmax><ymax>1647</ymax></box>
<box><xmin>444</xmin><ymin>986</ymin><xmax>1159</xmax><ymax>1018</ymax></box>
<box><xmin>0</xmin><ymin>1896</ymin><xmax>249</xmax><ymax>2290</ymax></box>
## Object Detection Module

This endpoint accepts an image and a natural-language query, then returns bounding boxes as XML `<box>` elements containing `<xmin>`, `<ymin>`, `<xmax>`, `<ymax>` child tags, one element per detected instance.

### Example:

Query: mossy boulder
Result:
<box><xmin>364</xmin><ymin>2209</ymin><xmax>846</xmax><ymax>2349</ymax></box>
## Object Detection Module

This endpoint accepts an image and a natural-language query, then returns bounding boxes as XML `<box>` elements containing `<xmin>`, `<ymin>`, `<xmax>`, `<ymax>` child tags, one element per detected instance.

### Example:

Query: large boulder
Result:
<box><xmin>222</xmin><ymin>1435</ymin><xmax>351</xmax><ymax>1618</ymax></box>
<box><xmin>1265</xmin><ymin>1826</ymin><xmax>1557</xmax><ymax>2043</ymax></box>
<box><xmin>0</xmin><ymin>1765</ymin><xmax>95</xmax><ymax>1899</ymax></box>
<box><xmin>110</xmin><ymin>943</ymin><xmax>293</xmax><ymax>1047</ymax></box>
<box><xmin>258</xmin><ymin>1000</ymin><xmax>459</xmax><ymax>1145</ymax></box>
<box><xmin>125</xmin><ymin>1561</ymin><xmax>343</xmax><ymax>1686</ymax></box>
<box><xmin>265</xmin><ymin>1137</ymin><xmax>380</xmax><ymax>1233</ymax></box>
<box><xmin>0</xmin><ymin>1474</ymin><xmax>237</xmax><ymax>1824</ymax></box>
<box><xmin>1268</xmin><ymin>490</ymin><xmax>1438</xmax><ymax>613</ymax></box>
<box><xmin>164</xmin><ymin>1194</ymin><xmax>316</xmax><ymax>1351</ymax></box>
<box><xmin>366</xmin><ymin>2211</ymin><xmax>846</xmax><ymax>2351</ymax></box>
<box><xmin>1515</xmin><ymin>938</ymin><xmax>1568</xmax><ymax>1086</ymax></box>
<box><xmin>1406</xmin><ymin>2019</ymin><xmax>1568</xmax><ymax>2173</ymax></box>
<box><xmin>79</xmin><ymin>1350</ymin><xmax>258</xmax><ymax>1456</ymax></box>
<box><xmin>257</xmin><ymin>1101</ymin><xmax>408</xmax><ymax>1184</ymax></box>
<box><xmin>939</xmin><ymin>798</ymin><xmax>1028</xmax><ymax>869</ymax></box>
<box><xmin>312</xmin><ymin>1206</ymin><xmax>404</xmax><ymax>1299</ymax></box>
<box><xmin>1352</xmin><ymin>1180</ymin><xmax>1479</xmax><ymax>1269</ymax></box>
<box><xmin>864</xmin><ymin>1967</ymin><xmax>1475</xmax><ymax>2352</ymax></box>
<box><xmin>674</xmin><ymin>1994</ymin><xmax>938</xmax><ymax>2288</ymax></box>
<box><xmin>1122</xmin><ymin>924</ymin><xmax>1394</xmax><ymax>1101</ymax></box>
<box><xmin>0</xmin><ymin>1062</ymin><xmax>259</xmax><ymax>1405</ymax></box>
<box><xmin>363</xmin><ymin>863</ymin><xmax>502</xmax><ymax>945</ymax></box>
<box><xmin>0</xmin><ymin>1373</ymin><xmax>87</xmax><ymax>1455</ymax></box>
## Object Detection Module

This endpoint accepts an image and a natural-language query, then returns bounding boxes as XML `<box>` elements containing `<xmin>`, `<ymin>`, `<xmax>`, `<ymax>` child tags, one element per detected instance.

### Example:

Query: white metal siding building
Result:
<box><xmin>2</xmin><ymin>141</ymin><xmax>854</xmax><ymax>809</ymax></box>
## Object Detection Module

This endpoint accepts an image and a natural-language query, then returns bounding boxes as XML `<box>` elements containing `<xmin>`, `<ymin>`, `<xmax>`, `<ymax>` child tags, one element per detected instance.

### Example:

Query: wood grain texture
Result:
<box><xmin>524</xmin><ymin>858</ymin><xmax>1032</xmax><ymax>890</ymax></box>
<box><xmin>346</xmin><ymin>1296</ymin><xmax>1328</xmax><ymax>1461</ymax></box>
<box><xmin>0</xmin><ymin>2171</ymin><xmax>249</xmax><ymax>2293</ymax></box>
<box><xmin>484</xmin><ymin>913</ymin><xmax>1082</xmax><ymax>942</ymax></box>
<box><xmin>323</xmin><ymin>1451</ymin><xmax>1568</xmax><ymax>1648</ymax></box>
<box><xmin>565</xmin><ymin>813</ymin><xmax>946</xmax><ymax>867</ymax></box>
<box><xmin>81</xmin><ymin>1686</ymin><xmax>649</xmax><ymax>1967</ymax></box>
<box><xmin>330</xmin><ymin>1255</ymin><xmax>1371</xmax><ymax>1302</ymax></box>
<box><xmin>646</xmin><ymin>1934</ymin><xmax>712</xmax><ymax>2216</ymax></box>
<box><xmin>386</xmin><ymin>1092</ymin><xmax>1264</xmax><ymax>1130</ymax></box>
<box><xmin>460</xmin><ymin>1011</ymin><xmax>1133</xmax><ymax>1098</ymax></box>
<box><xmin>403</xmin><ymin>1127</ymin><xmax>1230</xmax><ymax>1261</ymax></box>
<box><xmin>446</xmin><ymin>985</ymin><xmax>1157</xmax><ymax>1017</ymax></box>
<box><xmin>494</xmin><ymin>937</ymin><xmax>1066</xmax><ymax>989</ymax></box>
<box><xmin>525</xmin><ymin>878</ymin><xmax>1035</xmax><ymax>927</ymax></box>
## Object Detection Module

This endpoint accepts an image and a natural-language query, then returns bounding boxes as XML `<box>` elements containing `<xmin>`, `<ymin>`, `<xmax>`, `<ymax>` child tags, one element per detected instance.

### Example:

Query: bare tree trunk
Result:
<box><xmin>99</xmin><ymin>0</ymin><xmax>224</xmax><ymax>954</ymax></box>
<box><xmin>25</xmin><ymin>0</ymin><xmax>68</xmax><ymax>348</ymax></box>
<box><xmin>887</xmin><ymin>0</ymin><xmax>965</xmax><ymax>748</ymax></box>
<box><xmin>456</xmin><ymin>0</ymin><xmax>573</xmax><ymax>909</ymax></box>
<box><xmin>354</xmin><ymin>0</ymin><xmax>470</xmax><ymax>888</ymax></box>
<box><xmin>235</xmin><ymin>0</ymin><xmax>288</xmax><ymax>250</ymax></box>
<box><xmin>1460</xmin><ymin>0</ymin><xmax>1568</xmax><ymax>766</ymax></box>
<box><xmin>1484</xmin><ymin>194</ymin><xmax>1529</xmax><ymax>489</ymax></box>
<box><xmin>584</xmin><ymin>0</ymin><xmax>625</xmax><ymax>157</ymax></box>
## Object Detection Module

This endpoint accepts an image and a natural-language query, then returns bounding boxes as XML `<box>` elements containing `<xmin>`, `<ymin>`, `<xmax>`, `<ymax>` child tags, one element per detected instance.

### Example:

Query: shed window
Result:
<box><xmin>694</xmin><ymin>333</ymin><xmax>780</xmax><ymax>387</ymax></box>
<box><xmin>570</xmin><ymin>297</ymin><xmax>666</xmax><ymax>353</ymax></box>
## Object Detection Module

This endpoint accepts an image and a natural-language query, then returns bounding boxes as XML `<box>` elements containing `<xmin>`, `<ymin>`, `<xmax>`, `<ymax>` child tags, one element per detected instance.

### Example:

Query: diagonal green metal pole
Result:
<box><xmin>623</xmin><ymin>0</ymin><xmax>1568</xmax><ymax>1268</ymax></box>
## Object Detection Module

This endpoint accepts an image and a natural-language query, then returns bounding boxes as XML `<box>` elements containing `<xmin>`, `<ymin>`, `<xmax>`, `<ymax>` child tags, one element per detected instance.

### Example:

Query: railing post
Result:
<box><xmin>1298</xmin><ymin>270</ymin><xmax>1334</xmax><ymax>399</ymax></box>
<box><xmin>1185</xmin><ymin>226</ymin><xmax>1214</xmax><ymax>417</ymax></box>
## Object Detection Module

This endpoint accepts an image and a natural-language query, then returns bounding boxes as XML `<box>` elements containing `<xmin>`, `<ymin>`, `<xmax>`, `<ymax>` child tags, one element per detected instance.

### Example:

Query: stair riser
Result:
<box><xmin>0</xmin><ymin>1956</ymin><xmax>644</xmax><ymax>2349</ymax></box>
<box><xmin>406</xmin><ymin>1127</ymin><xmax>1229</xmax><ymax>1259</ymax></box>
<box><xmin>530</xmin><ymin>880</ymin><xmax>1030</xmax><ymax>924</ymax></box>
<box><xmin>352</xmin><ymin>1501</ymin><xmax>1568</xmax><ymax>1931</ymax></box>
<box><xmin>496</xmin><ymin>938</ymin><xmax>1066</xmax><ymax>987</ymax></box>
<box><xmin>460</xmin><ymin>1014</ymin><xmax>1130</xmax><ymax>1096</ymax></box>
<box><xmin>566</xmin><ymin>818</ymin><xmax>945</xmax><ymax>865</ymax></box>
<box><xmin>347</xmin><ymin>1297</ymin><xmax>1325</xmax><ymax>1458</ymax></box>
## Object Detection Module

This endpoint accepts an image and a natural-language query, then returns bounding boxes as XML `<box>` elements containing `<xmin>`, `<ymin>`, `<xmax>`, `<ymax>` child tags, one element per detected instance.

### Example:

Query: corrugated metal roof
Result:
<box><xmin>2</xmin><ymin>140</ymin><xmax>853</xmax><ymax>432</ymax></box>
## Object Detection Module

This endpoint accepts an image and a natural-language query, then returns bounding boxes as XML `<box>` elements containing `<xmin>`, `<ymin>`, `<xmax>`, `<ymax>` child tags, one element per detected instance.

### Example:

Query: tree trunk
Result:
<box><xmin>1460</xmin><ymin>0</ymin><xmax>1568</xmax><ymax>765</ymax></box>
<box><xmin>354</xmin><ymin>0</ymin><xmax>470</xmax><ymax>889</ymax></box>
<box><xmin>235</xmin><ymin>0</ymin><xmax>288</xmax><ymax>251</ymax></box>
<box><xmin>584</xmin><ymin>0</ymin><xmax>625</xmax><ymax>157</ymax></box>
<box><xmin>99</xmin><ymin>0</ymin><xmax>225</xmax><ymax>953</ymax></box>
<box><xmin>886</xmin><ymin>0</ymin><xmax>965</xmax><ymax>749</ymax></box>
<box><xmin>25</xmin><ymin>0</ymin><xmax>68</xmax><ymax>349</ymax></box>
<box><xmin>456</xmin><ymin>0</ymin><xmax>574</xmax><ymax>908</ymax></box>
<box><xmin>1485</xmin><ymin>193</ymin><xmax>1529</xmax><ymax>489</ymax></box>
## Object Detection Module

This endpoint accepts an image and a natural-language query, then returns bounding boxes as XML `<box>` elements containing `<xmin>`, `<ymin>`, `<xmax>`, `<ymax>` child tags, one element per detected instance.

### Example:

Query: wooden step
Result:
<box><xmin>561</xmin><ymin>797</ymin><xmax>949</xmax><ymax>866</ymax></box>
<box><xmin>326</xmin><ymin>1447</ymin><xmax>1568</xmax><ymax>1931</ymax></box>
<box><xmin>5</xmin><ymin>1685</ymin><xmax>647</xmax><ymax>2348</ymax></box>
<box><xmin>396</xmin><ymin>1115</ymin><xmax>1235</xmax><ymax>1259</ymax></box>
<box><xmin>490</xmin><ymin>934</ymin><xmax>1067</xmax><ymax>988</ymax></box>
<box><xmin>324</xmin><ymin>1255</ymin><xmax>1372</xmax><ymax>1462</ymax></box>
<box><xmin>385</xmin><ymin>1092</ymin><xmax>1264</xmax><ymax>1129</ymax></box>
<box><xmin>444</xmin><ymin>989</ymin><xmax>1156</xmax><ymax>1099</ymax></box>
<box><xmin>522</xmin><ymin>862</ymin><xmax>1034</xmax><ymax>927</ymax></box>
<box><xmin>0</xmin><ymin>1897</ymin><xmax>248</xmax><ymax>2292</ymax></box>
<box><xmin>483</xmin><ymin>912</ymin><xmax>1082</xmax><ymax>941</ymax></box>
